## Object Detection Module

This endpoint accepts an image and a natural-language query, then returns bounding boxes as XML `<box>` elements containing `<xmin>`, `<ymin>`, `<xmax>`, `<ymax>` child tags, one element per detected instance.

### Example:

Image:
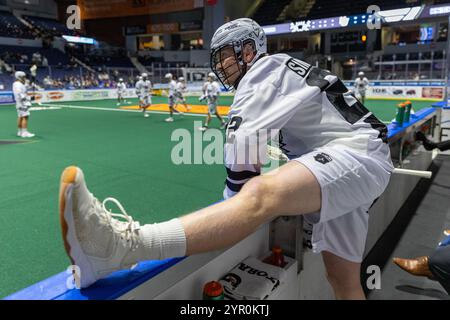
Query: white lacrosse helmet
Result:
<box><xmin>164</xmin><ymin>73</ymin><xmax>173</xmax><ymax>79</ymax></box>
<box><xmin>141</xmin><ymin>73</ymin><xmax>148</xmax><ymax>78</ymax></box>
<box><xmin>119</xmin><ymin>78</ymin><xmax>123</xmax><ymax>82</ymax></box>
<box><xmin>210</xmin><ymin>18</ymin><xmax>267</xmax><ymax>90</ymax></box>
<box><xmin>358</xmin><ymin>71</ymin><xmax>365</xmax><ymax>77</ymax></box>
<box><xmin>178</xmin><ymin>77</ymin><xmax>184</xmax><ymax>82</ymax></box>
<box><xmin>207</xmin><ymin>72</ymin><xmax>216</xmax><ymax>80</ymax></box>
<box><xmin>15</xmin><ymin>71</ymin><xmax>26</xmax><ymax>80</ymax></box>
<box><xmin>138</xmin><ymin>76</ymin><xmax>143</xmax><ymax>80</ymax></box>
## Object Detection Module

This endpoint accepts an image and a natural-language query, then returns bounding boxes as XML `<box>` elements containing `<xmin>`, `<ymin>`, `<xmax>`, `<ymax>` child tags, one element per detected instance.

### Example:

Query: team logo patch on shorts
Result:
<box><xmin>314</xmin><ymin>152</ymin><xmax>332</xmax><ymax>164</ymax></box>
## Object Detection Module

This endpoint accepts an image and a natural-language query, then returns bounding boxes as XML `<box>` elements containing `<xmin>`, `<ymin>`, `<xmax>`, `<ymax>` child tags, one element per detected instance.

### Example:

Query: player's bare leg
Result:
<box><xmin>322</xmin><ymin>251</ymin><xmax>365</xmax><ymax>300</ymax></box>
<box><xmin>61</xmin><ymin>161</ymin><xmax>365</xmax><ymax>298</ymax></box>
<box><xmin>181</xmin><ymin>99</ymin><xmax>191</xmax><ymax>111</ymax></box>
<box><xmin>173</xmin><ymin>104</ymin><xmax>183</xmax><ymax>115</ymax></box>
<box><xmin>200</xmin><ymin>114</ymin><xmax>212</xmax><ymax>131</ymax></box>
<box><xmin>166</xmin><ymin>106</ymin><xmax>174</xmax><ymax>122</ymax></box>
<box><xmin>17</xmin><ymin>117</ymin><xmax>22</xmax><ymax>136</ymax></box>
<box><xmin>20</xmin><ymin>116</ymin><xmax>34</xmax><ymax>137</ymax></box>
<box><xmin>215</xmin><ymin>111</ymin><xmax>226</xmax><ymax>129</ymax></box>
<box><xmin>143</xmin><ymin>104</ymin><xmax>149</xmax><ymax>118</ymax></box>
<box><xmin>180</xmin><ymin>161</ymin><xmax>320</xmax><ymax>254</ymax></box>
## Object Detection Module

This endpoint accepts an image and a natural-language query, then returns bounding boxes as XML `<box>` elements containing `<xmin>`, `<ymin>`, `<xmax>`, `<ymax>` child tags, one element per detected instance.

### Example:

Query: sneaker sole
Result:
<box><xmin>59</xmin><ymin>166</ymin><xmax>96</xmax><ymax>288</ymax></box>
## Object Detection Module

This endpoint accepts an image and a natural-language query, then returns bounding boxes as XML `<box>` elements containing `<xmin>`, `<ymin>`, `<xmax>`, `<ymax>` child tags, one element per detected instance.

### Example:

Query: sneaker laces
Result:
<box><xmin>99</xmin><ymin>197</ymin><xmax>141</xmax><ymax>251</ymax></box>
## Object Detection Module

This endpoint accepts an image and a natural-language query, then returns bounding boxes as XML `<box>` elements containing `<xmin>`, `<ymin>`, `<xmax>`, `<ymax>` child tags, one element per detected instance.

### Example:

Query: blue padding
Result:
<box><xmin>4</xmin><ymin>257</ymin><xmax>184</xmax><ymax>300</ymax></box>
<box><xmin>387</xmin><ymin>107</ymin><xmax>436</xmax><ymax>138</ymax></box>
<box><xmin>432</xmin><ymin>101</ymin><xmax>450</xmax><ymax>109</ymax></box>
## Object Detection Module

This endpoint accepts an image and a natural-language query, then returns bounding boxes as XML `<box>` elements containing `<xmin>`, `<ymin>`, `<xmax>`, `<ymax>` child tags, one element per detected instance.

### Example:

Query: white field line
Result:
<box><xmin>40</xmin><ymin>103</ymin><xmax>228</xmax><ymax>118</ymax></box>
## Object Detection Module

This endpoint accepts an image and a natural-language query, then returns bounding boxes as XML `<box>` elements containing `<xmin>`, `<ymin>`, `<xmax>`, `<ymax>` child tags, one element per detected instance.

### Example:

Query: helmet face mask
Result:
<box><xmin>210</xmin><ymin>18</ymin><xmax>267</xmax><ymax>91</ymax></box>
<box><xmin>211</xmin><ymin>40</ymin><xmax>257</xmax><ymax>91</ymax></box>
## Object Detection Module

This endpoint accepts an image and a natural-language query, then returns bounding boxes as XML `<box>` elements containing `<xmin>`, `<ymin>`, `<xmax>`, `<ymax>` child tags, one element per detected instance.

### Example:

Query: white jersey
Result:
<box><xmin>168</xmin><ymin>80</ymin><xmax>177</xmax><ymax>97</ymax></box>
<box><xmin>13</xmin><ymin>80</ymin><xmax>30</xmax><ymax>109</ymax></box>
<box><xmin>224</xmin><ymin>53</ymin><xmax>390</xmax><ymax>199</ymax></box>
<box><xmin>354</xmin><ymin>77</ymin><xmax>369</xmax><ymax>93</ymax></box>
<box><xmin>176</xmin><ymin>82</ymin><xmax>187</xmax><ymax>96</ymax></box>
<box><xmin>203</xmin><ymin>81</ymin><xmax>221</xmax><ymax>102</ymax></box>
<box><xmin>135</xmin><ymin>79</ymin><xmax>152</xmax><ymax>98</ymax></box>
<box><xmin>117</xmin><ymin>82</ymin><xmax>127</xmax><ymax>94</ymax></box>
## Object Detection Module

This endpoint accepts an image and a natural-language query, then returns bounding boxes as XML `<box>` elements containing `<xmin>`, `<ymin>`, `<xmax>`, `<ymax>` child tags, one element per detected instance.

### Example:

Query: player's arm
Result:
<box><xmin>199</xmin><ymin>83</ymin><xmax>207</xmax><ymax>101</ymax></box>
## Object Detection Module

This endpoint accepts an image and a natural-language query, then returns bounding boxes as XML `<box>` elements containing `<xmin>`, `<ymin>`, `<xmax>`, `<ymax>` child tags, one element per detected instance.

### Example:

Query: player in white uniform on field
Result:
<box><xmin>164</xmin><ymin>73</ymin><xmax>183</xmax><ymax>122</ymax></box>
<box><xmin>13</xmin><ymin>71</ymin><xmax>35</xmax><ymax>138</ymax></box>
<box><xmin>174</xmin><ymin>77</ymin><xmax>191</xmax><ymax>112</ymax></box>
<box><xmin>58</xmin><ymin>18</ymin><xmax>393</xmax><ymax>299</ymax></box>
<box><xmin>116</xmin><ymin>78</ymin><xmax>127</xmax><ymax>106</ymax></box>
<box><xmin>135</xmin><ymin>73</ymin><xmax>152</xmax><ymax>118</ymax></box>
<box><xmin>199</xmin><ymin>72</ymin><xmax>226</xmax><ymax>131</ymax></box>
<box><xmin>354</xmin><ymin>71</ymin><xmax>369</xmax><ymax>104</ymax></box>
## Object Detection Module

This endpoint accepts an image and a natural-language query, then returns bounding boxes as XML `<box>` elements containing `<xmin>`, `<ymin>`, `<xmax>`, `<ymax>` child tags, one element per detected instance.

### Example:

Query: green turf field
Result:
<box><xmin>0</xmin><ymin>100</ymin><xmax>227</xmax><ymax>298</ymax></box>
<box><xmin>0</xmin><ymin>96</ymin><xmax>435</xmax><ymax>298</ymax></box>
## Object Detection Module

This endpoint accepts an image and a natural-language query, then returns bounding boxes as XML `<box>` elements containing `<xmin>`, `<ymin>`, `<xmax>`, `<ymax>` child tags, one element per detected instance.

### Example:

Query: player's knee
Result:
<box><xmin>240</xmin><ymin>176</ymin><xmax>275</xmax><ymax>213</ymax></box>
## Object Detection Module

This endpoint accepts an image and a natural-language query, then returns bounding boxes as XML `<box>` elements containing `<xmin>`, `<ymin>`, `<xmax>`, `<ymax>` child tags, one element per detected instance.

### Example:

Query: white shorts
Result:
<box><xmin>293</xmin><ymin>145</ymin><xmax>392</xmax><ymax>262</ymax></box>
<box><xmin>140</xmin><ymin>96</ymin><xmax>151</xmax><ymax>106</ymax></box>
<box><xmin>175</xmin><ymin>92</ymin><xmax>186</xmax><ymax>104</ymax></box>
<box><xmin>207</xmin><ymin>101</ymin><xmax>218</xmax><ymax>114</ymax></box>
<box><xmin>16</xmin><ymin>105</ymin><xmax>30</xmax><ymax>118</ymax></box>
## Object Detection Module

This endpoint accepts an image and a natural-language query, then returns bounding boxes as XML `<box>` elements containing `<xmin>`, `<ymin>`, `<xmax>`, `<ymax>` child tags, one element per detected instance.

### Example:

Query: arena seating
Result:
<box><xmin>0</xmin><ymin>45</ymin><xmax>71</xmax><ymax>66</ymax></box>
<box><xmin>23</xmin><ymin>15</ymin><xmax>78</xmax><ymax>37</ymax></box>
<box><xmin>0</xmin><ymin>11</ymin><xmax>35</xmax><ymax>39</ymax></box>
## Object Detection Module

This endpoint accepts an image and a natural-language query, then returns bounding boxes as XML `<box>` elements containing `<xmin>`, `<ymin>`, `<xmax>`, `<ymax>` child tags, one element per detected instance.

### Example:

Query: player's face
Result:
<box><xmin>214</xmin><ymin>46</ymin><xmax>241</xmax><ymax>86</ymax></box>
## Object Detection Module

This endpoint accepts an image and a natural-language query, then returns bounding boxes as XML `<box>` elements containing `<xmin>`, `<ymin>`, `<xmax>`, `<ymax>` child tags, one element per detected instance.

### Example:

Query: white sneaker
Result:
<box><xmin>144</xmin><ymin>113</ymin><xmax>149</xmax><ymax>118</ymax></box>
<box><xmin>165</xmin><ymin>117</ymin><xmax>174</xmax><ymax>122</ymax></box>
<box><xmin>17</xmin><ymin>131</ymin><xmax>23</xmax><ymax>137</ymax></box>
<box><xmin>59</xmin><ymin>166</ymin><xmax>148</xmax><ymax>288</ymax></box>
<box><xmin>116</xmin><ymin>102</ymin><xmax>121</xmax><ymax>106</ymax></box>
<box><xmin>198</xmin><ymin>126</ymin><xmax>207</xmax><ymax>132</ymax></box>
<box><xmin>22</xmin><ymin>131</ymin><xmax>35</xmax><ymax>138</ymax></box>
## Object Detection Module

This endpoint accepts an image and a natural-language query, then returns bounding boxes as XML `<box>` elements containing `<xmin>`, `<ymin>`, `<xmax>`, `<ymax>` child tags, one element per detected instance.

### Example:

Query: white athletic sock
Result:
<box><xmin>140</xmin><ymin>218</ymin><xmax>187</xmax><ymax>260</ymax></box>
